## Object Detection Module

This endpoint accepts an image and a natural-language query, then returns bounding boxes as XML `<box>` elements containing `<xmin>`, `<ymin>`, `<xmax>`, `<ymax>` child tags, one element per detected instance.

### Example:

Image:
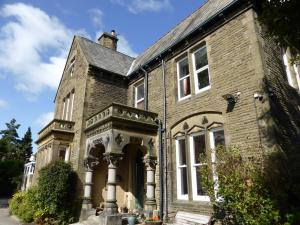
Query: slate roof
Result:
<box><xmin>127</xmin><ymin>0</ymin><xmax>238</xmax><ymax>75</ymax></box>
<box><xmin>77</xmin><ymin>36</ymin><xmax>135</xmax><ymax>76</ymax></box>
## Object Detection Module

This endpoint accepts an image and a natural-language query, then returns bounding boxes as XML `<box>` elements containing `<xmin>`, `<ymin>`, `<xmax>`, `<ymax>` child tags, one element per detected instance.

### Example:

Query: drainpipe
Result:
<box><xmin>161</xmin><ymin>58</ymin><xmax>168</xmax><ymax>222</ymax></box>
<box><xmin>140</xmin><ymin>66</ymin><xmax>148</xmax><ymax>110</ymax></box>
<box><xmin>157</xmin><ymin>119</ymin><xmax>164</xmax><ymax>219</ymax></box>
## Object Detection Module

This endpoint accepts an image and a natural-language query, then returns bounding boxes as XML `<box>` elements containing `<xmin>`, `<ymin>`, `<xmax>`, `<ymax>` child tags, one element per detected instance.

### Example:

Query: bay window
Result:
<box><xmin>175</xmin><ymin>127</ymin><xmax>225</xmax><ymax>201</ymax></box>
<box><xmin>177</xmin><ymin>57</ymin><xmax>191</xmax><ymax>100</ymax></box>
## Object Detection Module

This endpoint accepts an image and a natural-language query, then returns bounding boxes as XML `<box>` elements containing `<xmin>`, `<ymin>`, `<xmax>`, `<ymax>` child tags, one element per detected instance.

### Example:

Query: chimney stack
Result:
<box><xmin>98</xmin><ymin>30</ymin><xmax>118</xmax><ymax>51</ymax></box>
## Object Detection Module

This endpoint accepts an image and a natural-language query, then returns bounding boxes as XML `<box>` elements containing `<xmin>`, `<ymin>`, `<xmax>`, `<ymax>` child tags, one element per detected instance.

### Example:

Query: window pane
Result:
<box><xmin>197</xmin><ymin>69</ymin><xmax>210</xmax><ymax>89</ymax></box>
<box><xmin>59</xmin><ymin>150</ymin><xmax>66</xmax><ymax>160</ymax></box>
<box><xmin>136</xmin><ymin>83</ymin><xmax>144</xmax><ymax>100</ymax></box>
<box><xmin>181</xmin><ymin>167</ymin><xmax>188</xmax><ymax>195</ymax></box>
<box><xmin>193</xmin><ymin>134</ymin><xmax>206</xmax><ymax>164</ymax></box>
<box><xmin>195</xmin><ymin>47</ymin><xmax>208</xmax><ymax>70</ymax></box>
<box><xmin>180</xmin><ymin>76</ymin><xmax>191</xmax><ymax>98</ymax></box>
<box><xmin>178</xmin><ymin>139</ymin><xmax>186</xmax><ymax>166</ymax></box>
<box><xmin>136</xmin><ymin>100</ymin><xmax>144</xmax><ymax>110</ymax></box>
<box><xmin>179</xmin><ymin>58</ymin><xmax>189</xmax><ymax>78</ymax></box>
<box><xmin>213</xmin><ymin>130</ymin><xmax>225</xmax><ymax>148</ymax></box>
<box><xmin>196</xmin><ymin>165</ymin><xmax>208</xmax><ymax>195</ymax></box>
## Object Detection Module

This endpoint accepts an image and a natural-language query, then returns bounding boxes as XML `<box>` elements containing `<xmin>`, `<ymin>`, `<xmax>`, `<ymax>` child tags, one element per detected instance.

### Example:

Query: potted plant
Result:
<box><xmin>144</xmin><ymin>216</ymin><xmax>162</xmax><ymax>225</ymax></box>
<box><xmin>127</xmin><ymin>209</ymin><xmax>137</xmax><ymax>225</ymax></box>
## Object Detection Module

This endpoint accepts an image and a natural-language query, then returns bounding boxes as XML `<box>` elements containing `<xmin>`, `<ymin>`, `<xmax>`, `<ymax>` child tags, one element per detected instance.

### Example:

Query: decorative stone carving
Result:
<box><xmin>103</xmin><ymin>153</ymin><xmax>123</xmax><ymax>166</ymax></box>
<box><xmin>202</xmin><ymin>116</ymin><xmax>209</xmax><ymax>125</ymax></box>
<box><xmin>93</xmin><ymin>137</ymin><xmax>103</xmax><ymax>145</ymax></box>
<box><xmin>143</xmin><ymin>156</ymin><xmax>157</xmax><ymax>169</ymax></box>
<box><xmin>130</xmin><ymin>136</ymin><xmax>143</xmax><ymax>145</ymax></box>
<box><xmin>183</xmin><ymin>122</ymin><xmax>189</xmax><ymax>130</ymax></box>
<box><xmin>148</xmin><ymin>138</ymin><xmax>154</xmax><ymax>154</ymax></box>
<box><xmin>115</xmin><ymin>133</ymin><xmax>124</xmax><ymax>146</ymax></box>
<box><xmin>83</xmin><ymin>156</ymin><xmax>99</xmax><ymax>171</ymax></box>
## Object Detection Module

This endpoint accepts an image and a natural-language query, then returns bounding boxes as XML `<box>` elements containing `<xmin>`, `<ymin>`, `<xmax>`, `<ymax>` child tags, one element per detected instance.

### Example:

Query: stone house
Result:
<box><xmin>33</xmin><ymin>0</ymin><xmax>300</xmax><ymax>224</ymax></box>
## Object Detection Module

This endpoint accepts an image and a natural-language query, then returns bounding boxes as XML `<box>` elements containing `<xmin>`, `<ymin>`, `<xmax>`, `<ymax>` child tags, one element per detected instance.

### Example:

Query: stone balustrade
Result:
<box><xmin>38</xmin><ymin>119</ymin><xmax>75</xmax><ymax>140</ymax></box>
<box><xmin>86</xmin><ymin>102</ymin><xmax>158</xmax><ymax>130</ymax></box>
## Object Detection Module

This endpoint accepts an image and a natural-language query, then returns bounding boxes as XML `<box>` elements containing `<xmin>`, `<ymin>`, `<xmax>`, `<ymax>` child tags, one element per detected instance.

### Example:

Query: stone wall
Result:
<box><xmin>127</xmin><ymin>8</ymin><xmax>273</xmax><ymax>219</ymax></box>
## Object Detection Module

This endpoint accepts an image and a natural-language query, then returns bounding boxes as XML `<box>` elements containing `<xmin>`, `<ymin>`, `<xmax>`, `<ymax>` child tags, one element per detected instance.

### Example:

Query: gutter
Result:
<box><xmin>157</xmin><ymin>119</ymin><xmax>164</xmax><ymax>219</ymax></box>
<box><xmin>161</xmin><ymin>58</ymin><xmax>168</xmax><ymax>221</ymax></box>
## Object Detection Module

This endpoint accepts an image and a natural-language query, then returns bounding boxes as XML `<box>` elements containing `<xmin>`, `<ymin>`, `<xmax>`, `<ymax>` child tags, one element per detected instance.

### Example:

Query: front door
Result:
<box><xmin>134</xmin><ymin>150</ymin><xmax>144</xmax><ymax>209</ymax></box>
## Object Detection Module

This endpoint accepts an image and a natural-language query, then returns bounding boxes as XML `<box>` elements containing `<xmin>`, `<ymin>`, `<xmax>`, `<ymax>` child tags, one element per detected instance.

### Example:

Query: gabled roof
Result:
<box><xmin>76</xmin><ymin>36</ymin><xmax>135</xmax><ymax>76</ymax></box>
<box><xmin>127</xmin><ymin>0</ymin><xmax>239</xmax><ymax>75</ymax></box>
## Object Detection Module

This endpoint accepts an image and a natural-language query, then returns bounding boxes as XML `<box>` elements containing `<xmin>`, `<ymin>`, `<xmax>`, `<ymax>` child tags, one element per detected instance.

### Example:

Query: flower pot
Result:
<box><xmin>127</xmin><ymin>215</ymin><xmax>136</xmax><ymax>225</ymax></box>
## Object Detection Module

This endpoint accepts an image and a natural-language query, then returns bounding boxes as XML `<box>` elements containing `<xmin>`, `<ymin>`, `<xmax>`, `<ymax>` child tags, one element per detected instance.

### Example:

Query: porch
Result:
<box><xmin>82</xmin><ymin>103</ymin><xmax>159</xmax><ymax>225</ymax></box>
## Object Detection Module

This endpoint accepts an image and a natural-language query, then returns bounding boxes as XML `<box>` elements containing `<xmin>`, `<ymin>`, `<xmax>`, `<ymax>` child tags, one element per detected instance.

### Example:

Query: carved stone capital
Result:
<box><xmin>83</xmin><ymin>155</ymin><xmax>99</xmax><ymax>171</ymax></box>
<box><xmin>143</xmin><ymin>156</ymin><xmax>157</xmax><ymax>169</ymax></box>
<box><xmin>103</xmin><ymin>153</ymin><xmax>123</xmax><ymax>167</ymax></box>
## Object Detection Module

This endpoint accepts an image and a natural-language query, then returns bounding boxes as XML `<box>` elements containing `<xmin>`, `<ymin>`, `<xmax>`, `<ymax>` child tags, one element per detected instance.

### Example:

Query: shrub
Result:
<box><xmin>38</xmin><ymin>161</ymin><xmax>78</xmax><ymax>224</ymax></box>
<box><xmin>202</xmin><ymin>146</ymin><xmax>291</xmax><ymax>225</ymax></box>
<box><xmin>9</xmin><ymin>161</ymin><xmax>79</xmax><ymax>224</ymax></box>
<box><xmin>9</xmin><ymin>187</ymin><xmax>39</xmax><ymax>223</ymax></box>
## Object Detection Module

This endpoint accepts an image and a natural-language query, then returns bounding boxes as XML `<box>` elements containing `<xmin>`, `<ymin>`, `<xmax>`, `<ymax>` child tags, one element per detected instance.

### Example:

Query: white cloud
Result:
<box><xmin>0</xmin><ymin>3</ymin><xmax>87</xmax><ymax>100</ymax></box>
<box><xmin>118</xmin><ymin>35</ymin><xmax>138</xmax><ymax>57</ymax></box>
<box><xmin>111</xmin><ymin>0</ymin><xmax>172</xmax><ymax>13</ymax></box>
<box><xmin>0</xmin><ymin>99</ymin><xmax>8</xmax><ymax>108</ymax></box>
<box><xmin>88</xmin><ymin>8</ymin><xmax>104</xmax><ymax>28</ymax></box>
<box><xmin>35</xmin><ymin>112</ymin><xmax>54</xmax><ymax>127</ymax></box>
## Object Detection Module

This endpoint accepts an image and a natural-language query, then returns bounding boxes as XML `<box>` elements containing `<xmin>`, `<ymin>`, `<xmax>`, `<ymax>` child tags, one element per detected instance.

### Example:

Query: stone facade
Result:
<box><xmin>34</xmin><ymin>0</ymin><xmax>300</xmax><ymax>224</ymax></box>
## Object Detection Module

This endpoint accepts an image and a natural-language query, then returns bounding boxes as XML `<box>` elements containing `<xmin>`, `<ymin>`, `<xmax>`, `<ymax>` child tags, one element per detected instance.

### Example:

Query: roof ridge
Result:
<box><xmin>75</xmin><ymin>35</ymin><xmax>136</xmax><ymax>59</ymax></box>
<box><xmin>135</xmin><ymin>0</ymin><xmax>210</xmax><ymax>56</ymax></box>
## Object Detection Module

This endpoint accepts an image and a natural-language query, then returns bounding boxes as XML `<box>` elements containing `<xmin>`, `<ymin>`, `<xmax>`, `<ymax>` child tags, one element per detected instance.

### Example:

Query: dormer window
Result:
<box><xmin>68</xmin><ymin>56</ymin><xmax>76</xmax><ymax>77</ymax></box>
<box><xmin>135</xmin><ymin>81</ymin><xmax>145</xmax><ymax>109</ymax></box>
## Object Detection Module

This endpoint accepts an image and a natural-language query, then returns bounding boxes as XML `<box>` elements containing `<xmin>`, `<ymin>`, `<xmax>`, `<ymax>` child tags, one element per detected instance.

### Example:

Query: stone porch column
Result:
<box><xmin>82</xmin><ymin>168</ymin><xmax>93</xmax><ymax>209</ymax></box>
<box><xmin>82</xmin><ymin>157</ymin><xmax>99</xmax><ymax>210</ymax></box>
<box><xmin>103</xmin><ymin>153</ymin><xmax>123</xmax><ymax>215</ymax></box>
<box><xmin>144</xmin><ymin>156</ymin><xmax>157</xmax><ymax>211</ymax></box>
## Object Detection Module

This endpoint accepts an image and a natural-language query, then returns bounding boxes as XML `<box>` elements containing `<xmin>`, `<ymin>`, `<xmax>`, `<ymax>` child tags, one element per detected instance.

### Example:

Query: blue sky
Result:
<box><xmin>0</xmin><ymin>0</ymin><xmax>205</xmax><ymax>151</ymax></box>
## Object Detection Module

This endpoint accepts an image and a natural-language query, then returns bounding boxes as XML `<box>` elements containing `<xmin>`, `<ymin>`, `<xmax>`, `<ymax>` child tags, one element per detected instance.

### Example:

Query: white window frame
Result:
<box><xmin>177</xmin><ymin>57</ymin><xmax>191</xmax><ymax>101</ymax></box>
<box><xmin>69</xmin><ymin>91</ymin><xmax>75</xmax><ymax>121</ymax></box>
<box><xmin>134</xmin><ymin>81</ymin><xmax>145</xmax><ymax>109</ymax></box>
<box><xmin>65</xmin><ymin>94</ymin><xmax>70</xmax><ymax>120</ymax></box>
<box><xmin>192</xmin><ymin>45</ymin><xmax>211</xmax><ymax>94</ymax></box>
<box><xmin>294</xmin><ymin>64</ymin><xmax>300</xmax><ymax>92</ymax></box>
<box><xmin>69</xmin><ymin>57</ymin><xmax>76</xmax><ymax>77</ymax></box>
<box><xmin>175</xmin><ymin>137</ymin><xmax>189</xmax><ymax>200</ymax></box>
<box><xmin>189</xmin><ymin>132</ymin><xmax>210</xmax><ymax>201</ymax></box>
<box><xmin>62</xmin><ymin>99</ymin><xmax>66</xmax><ymax>120</ymax></box>
<box><xmin>209</xmin><ymin>127</ymin><xmax>225</xmax><ymax>199</ymax></box>
<box><xmin>283</xmin><ymin>52</ymin><xmax>294</xmax><ymax>87</ymax></box>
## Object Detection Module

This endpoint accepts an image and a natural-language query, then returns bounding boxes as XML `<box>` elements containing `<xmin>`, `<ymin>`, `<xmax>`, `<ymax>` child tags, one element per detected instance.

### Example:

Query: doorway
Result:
<box><xmin>134</xmin><ymin>150</ymin><xmax>145</xmax><ymax>209</ymax></box>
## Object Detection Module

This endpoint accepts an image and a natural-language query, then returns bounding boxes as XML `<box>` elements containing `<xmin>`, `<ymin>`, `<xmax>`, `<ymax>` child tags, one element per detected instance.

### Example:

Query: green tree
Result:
<box><xmin>19</xmin><ymin>127</ymin><xmax>33</xmax><ymax>162</ymax></box>
<box><xmin>0</xmin><ymin>119</ymin><xmax>21</xmax><ymax>160</ymax></box>
<box><xmin>258</xmin><ymin>0</ymin><xmax>300</xmax><ymax>60</ymax></box>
